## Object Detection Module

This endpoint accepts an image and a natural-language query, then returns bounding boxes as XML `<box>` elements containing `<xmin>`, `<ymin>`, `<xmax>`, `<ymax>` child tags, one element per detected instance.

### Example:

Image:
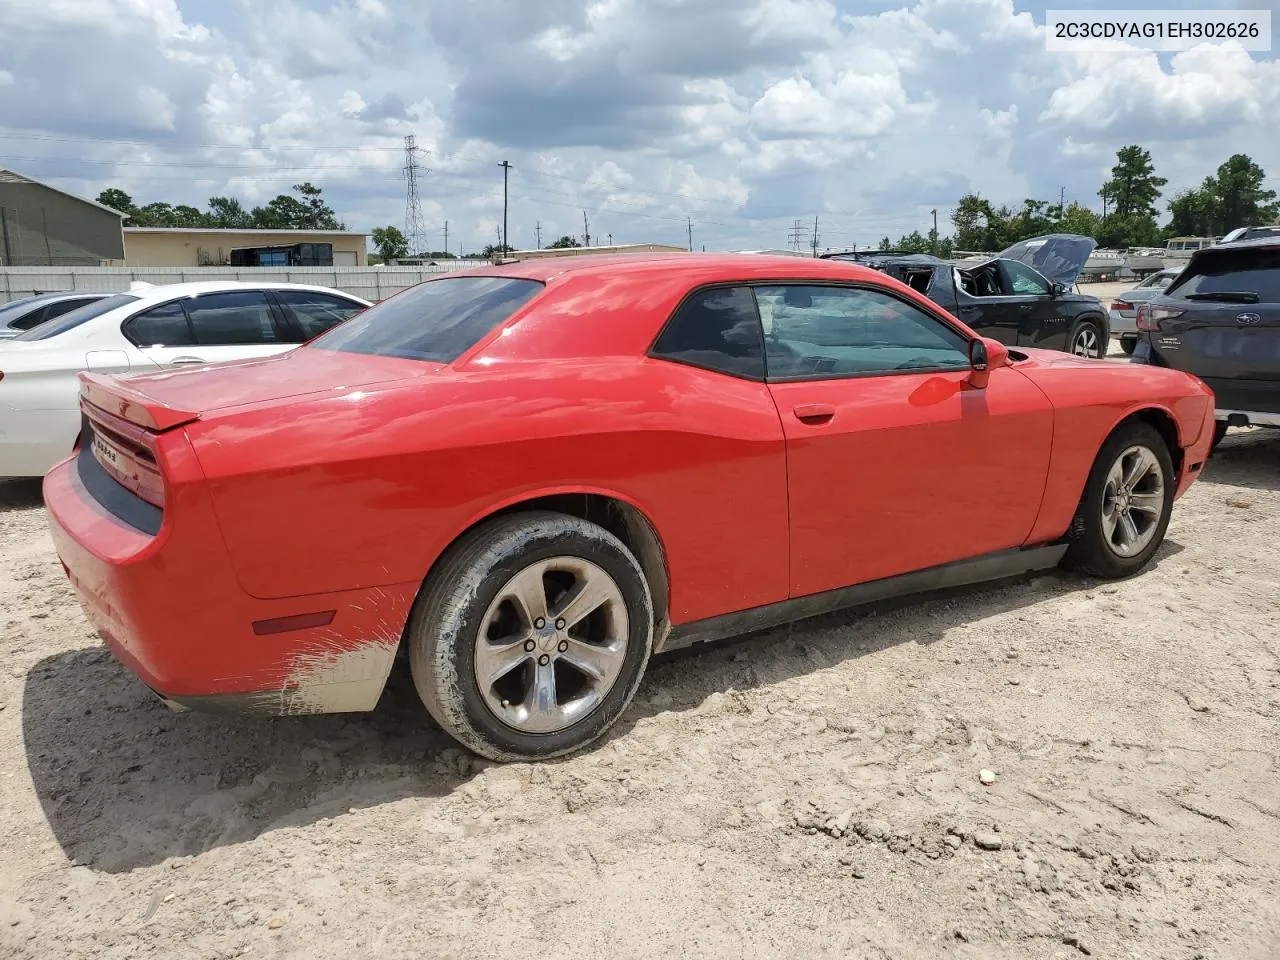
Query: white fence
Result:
<box><xmin>0</xmin><ymin>263</ymin><xmax>491</xmax><ymax>304</ymax></box>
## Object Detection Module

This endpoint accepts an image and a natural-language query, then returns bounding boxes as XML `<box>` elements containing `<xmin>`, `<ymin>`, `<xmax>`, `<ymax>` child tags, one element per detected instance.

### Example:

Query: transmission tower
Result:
<box><xmin>403</xmin><ymin>135</ymin><xmax>428</xmax><ymax>258</ymax></box>
<box><xmin>787</xmin><ymin>219</ymin><xmax>807</xmax><ymax>252</ymax></box>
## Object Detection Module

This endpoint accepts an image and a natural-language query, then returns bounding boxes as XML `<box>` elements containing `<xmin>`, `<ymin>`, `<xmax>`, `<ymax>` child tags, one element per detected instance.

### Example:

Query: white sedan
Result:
<box><xmin>0</xmin><ymin>280</ymin><xmax>369</xmax><ymax>477</ymax></box>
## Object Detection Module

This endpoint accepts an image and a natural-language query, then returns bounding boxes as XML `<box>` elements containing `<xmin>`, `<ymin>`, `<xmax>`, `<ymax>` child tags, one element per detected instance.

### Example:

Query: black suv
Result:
<box><xmin>1132</xmin><ymin>238</ymin><xmax>1280</xmax><ymax>448</ymax></box>
<box><xmin>823</xmin><ymin>234</ymin><xmax>1111</xmax><ymax>357</ymax></box>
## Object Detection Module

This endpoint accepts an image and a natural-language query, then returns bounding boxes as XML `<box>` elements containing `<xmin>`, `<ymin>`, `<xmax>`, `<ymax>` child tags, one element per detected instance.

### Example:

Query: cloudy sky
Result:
<box><xmin>0</xmin><ymin>0</ymin><xmax>1276</xmax><ymax>253</ymax></box>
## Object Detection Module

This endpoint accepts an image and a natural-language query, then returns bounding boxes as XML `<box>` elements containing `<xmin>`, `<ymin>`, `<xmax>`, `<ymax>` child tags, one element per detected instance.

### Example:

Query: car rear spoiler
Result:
<box><xmin>78</xmin><ymin>372</ymin><xmax>200</xmax><ymax>432</ymax></box>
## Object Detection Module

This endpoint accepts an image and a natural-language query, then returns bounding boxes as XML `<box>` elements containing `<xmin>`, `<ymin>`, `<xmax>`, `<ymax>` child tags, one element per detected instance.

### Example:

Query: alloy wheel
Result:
<box><xmin>1100</xmin><ymin>444</ymin><xmax>1165</xmax><ymax>558</ymax></box>
<box><xmin>1072</xmin><ymin>326</ymin><xmax>1101</xmax><ymax>358</ymax></box>
<box><xmin>473</xmin><ymin>556</ymin><xmax>629</xmax><ymax>734</ymax></box>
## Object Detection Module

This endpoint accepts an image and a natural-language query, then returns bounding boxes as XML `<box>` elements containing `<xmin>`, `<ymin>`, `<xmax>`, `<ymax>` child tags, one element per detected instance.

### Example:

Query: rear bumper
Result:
<box><xmin>1107</xmin><ymin>308</ymin><xmax>1137</xmax><ymax>336</ymax></box>
<box><xmin>43</xmin><ymin>451</ymin><xmax>419</xmax><ymax>716</ymax></box>
<box><xmin>1203</xmin><ymin>377</ymin><xmax>1280</xmax><ymax>422</ymax></box>
<box><xmin>1217</xmin><ymin>409</ymin><xmax>1280</xmax><ymax>427</ymax></box>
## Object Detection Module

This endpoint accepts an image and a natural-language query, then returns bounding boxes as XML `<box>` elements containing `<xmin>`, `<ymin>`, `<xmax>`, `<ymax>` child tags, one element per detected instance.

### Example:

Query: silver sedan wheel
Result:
<box><xmin>474</xmin><ymin>556</ymin><xmax>629</xmax><ymax>734</ymax></box>
<box><xmin>1101</xmin><ymin>444</ymin><xmax>1165</xmax><ymax>558</ymax></box>
<box><xmin>1071</xmin><ymin>325</ymin><xmax>1102</xmax><ymax>358</ymax></box>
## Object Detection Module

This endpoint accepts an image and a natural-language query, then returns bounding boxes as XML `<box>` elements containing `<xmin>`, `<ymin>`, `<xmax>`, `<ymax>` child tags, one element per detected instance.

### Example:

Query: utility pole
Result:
<box><xmin>687</xmin><ymin>216</ymin><xmax>693</xmax><ymax>252</ymax></box>
<box><xmin>1060</xmin><ymin>185</ymin><xmax>1066</xmax><ymax>209</ymax></box>
<box><xmin>582</xmin><ymin>210</ymin><xmax>590</xmax><ymax>247</ymax></box>
<box><xmin>443</xmin><ymin>221</ymin><xmax>448</xmax><ymax>258</ymax></box>
<box><xmin>498</xmin><ymin>160</ymin><xmax>512</xmax><ymax>253</ymax></box>
<box><xmin>931</xmin><ymin>208</ymin><xmax>938</xmax><ymax>255</ymax></box>
<box><xmin>535</xmin><ymin>220</ymin><xmax>542</xmax><ymax>249</ymax></box>
<box><xmin>811</xmin><ymin>215</ymin><xmax>820</xmax><ymax>257</ymax></box>
<box><xmin>607</xmin><ymin>232</ymin><xmax>613</xmax><ymax>247</ymax></box>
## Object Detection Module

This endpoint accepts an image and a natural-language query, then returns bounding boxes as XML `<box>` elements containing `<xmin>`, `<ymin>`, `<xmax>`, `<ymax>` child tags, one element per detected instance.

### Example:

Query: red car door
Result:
<box><xmin>756</xmin><ymin>283</ymin><xmax>1054</xmax><ymax>598</ymax></box>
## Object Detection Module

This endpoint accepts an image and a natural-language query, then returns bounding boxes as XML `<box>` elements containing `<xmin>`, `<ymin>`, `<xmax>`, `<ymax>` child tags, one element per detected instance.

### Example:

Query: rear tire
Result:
<box><xmin>408</xmin><ymin>511</ymin><xmax>653</xmax><ymax>762</ymax></box>
<box><xmin>1068</xmin><ymin>317</ymin><xmax>1108</xmax><ymax>359</ymax></box>
<box><xmin>1119</xmin><ymin>336</ymin><xmax>1137</xmax><ymax>356</ymax></box>
<box><xmin>1062</xmin><ymin>422</ymin><xmax>1174</xmax><ymax>579</ymax></box>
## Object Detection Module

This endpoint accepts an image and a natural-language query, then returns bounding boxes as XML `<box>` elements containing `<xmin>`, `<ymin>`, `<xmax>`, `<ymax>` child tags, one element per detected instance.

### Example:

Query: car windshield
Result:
<box><xmin>309</xmin><ymin>276</ymin><xmax>544</xmax><ymax>363</ymax></box>
<box><xmin>14</xmin><ymin>293</ymin><xmax>140</xmax><ymax>341</ymax></box>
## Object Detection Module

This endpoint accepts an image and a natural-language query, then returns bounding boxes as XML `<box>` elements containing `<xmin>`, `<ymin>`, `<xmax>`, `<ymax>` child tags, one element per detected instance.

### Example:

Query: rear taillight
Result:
<box><xmin>1136</xmin><ymin>304</ymin><xmax>1183</xmax><ymax>332</ymax></box>
<box><xmin>1112</xmin><ymin>300</ymin><xmax>1134</xmax><ymax>312</ymax></box>
<box><xmin>83</xmin><ymin>403</ymin><xmax>167</xmax><ymax>509</ymax></box>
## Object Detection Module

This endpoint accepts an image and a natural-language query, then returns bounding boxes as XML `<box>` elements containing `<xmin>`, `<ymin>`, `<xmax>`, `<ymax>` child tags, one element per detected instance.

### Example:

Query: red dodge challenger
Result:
<box><xmin>44</xmin><ymin>254</ymin><xmax>1215</xmax><ymax>761</ymax></box>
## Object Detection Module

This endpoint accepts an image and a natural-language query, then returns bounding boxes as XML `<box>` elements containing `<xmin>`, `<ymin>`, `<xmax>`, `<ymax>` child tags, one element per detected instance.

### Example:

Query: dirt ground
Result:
<box><xmin>2</xmin><ymin>429</ymin><xmax>1278</xmax><ymax>960</ymax></box>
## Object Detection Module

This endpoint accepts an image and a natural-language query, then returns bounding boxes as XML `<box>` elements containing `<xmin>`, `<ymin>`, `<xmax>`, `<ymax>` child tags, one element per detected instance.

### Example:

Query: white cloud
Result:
<box><xmin>0</xmin><ymin>0</ymin><xmax>1274</xmax><ymax>251</ymax></box>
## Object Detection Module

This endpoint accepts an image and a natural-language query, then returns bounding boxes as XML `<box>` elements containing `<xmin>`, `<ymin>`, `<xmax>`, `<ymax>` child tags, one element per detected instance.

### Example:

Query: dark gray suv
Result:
<box><xmin>1132</xmin><ymin>238</ymin><xmax>1280</xmax><ymax>450</ymax></box>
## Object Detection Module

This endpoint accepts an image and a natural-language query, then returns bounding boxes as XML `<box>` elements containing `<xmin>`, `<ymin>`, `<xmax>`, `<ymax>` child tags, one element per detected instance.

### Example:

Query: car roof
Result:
<box><xmin>1207</xmin><ymin>237</ymin><xmax>1280</xmax><ymax>252</ymax></box>
<box><xmin>454</xmin><ymin>252</ymin><xmax>888</xmax><ymax>285</ymax></box>
<box><xmin>125</xmin><ymin>280</ymin><xmax>370</xmax><ymax>305</ymax></box>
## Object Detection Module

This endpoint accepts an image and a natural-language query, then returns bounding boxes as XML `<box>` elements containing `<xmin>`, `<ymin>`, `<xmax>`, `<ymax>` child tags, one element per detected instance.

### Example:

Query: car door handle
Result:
<box><xmin>170</xmin><ymin>356</ymin><xmax>206</xmax><ymax>365</ymax></box>
<box><xmin>793</xmin><ymin>403</ymin><xmax>835</xmax><ymax>424</ymax></box>
<box><xmin>1019</xmin><ymin>304</ymin><xmax>1033</xmax><ymax>311</ymax></box>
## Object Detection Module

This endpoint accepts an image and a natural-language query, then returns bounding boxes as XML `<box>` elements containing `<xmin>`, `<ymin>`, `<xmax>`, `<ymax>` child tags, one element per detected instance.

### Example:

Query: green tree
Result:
<box><xmin>96</xmin><ymin>188</ymin><xmax>136</xmax><ymax>220</ymax></box>
<box><xmin>1165</xmin><ymin>184</ymin><xmax>1217</xmax><ymax>237</ymax></box>
<box><xmin>172</xmin><ymin>204</ymin><xmax>210</xmax><ymax>228</ymax></box>
<box><xmin>207</xmin><ymin>196</ymin><xmax>252</xmax><ymax>228</ymax></box>
<box><xmin>1056</xmin><ymin>202</ymin><xmax>1102</xmax><ymax>238</ymax></box>
<box><xmin>132</xmin><ymin>202</ymin><xmax>177</xmax><ymax>227</ymax></box>
<box><xmin>878</xmin><ymin>236</ymin><xmax>893</xmax><ymax>251</ymax></box>
<box><xmin>372</xmin><ymin>225</ymin><xmax>409</xmax><ymax>261</ymax></box>
<box><xmin>546</xmin><ymin>235</ymin><xmax>581</xmax><ymax>249</ymax></box>
<box><xmin>1099</xmin><ymin>146</ymin><xmax>1167</xmax><ymax>218</ymax></box>
<box><xmin>894</xmin><ymin>230</ymin><xmax>930</xmax><ymax>254</ymax></box>
<box><xmin>1207</xmin><ymin>154</ymin><xmax>1279</xmax><ymax>232</ymax></box>
<box><xmin>292</xmin><ymin>182</ymin><xmax>343</xmax><ymax>230</ymax></box>
<box><xmin>950</xmin><ymin>193</ymin><xmax>1013</xmax><ymax>250</ymax></box>
<box><xmin>251</xmin><ymin>194</ymin><xmax>310</xmax><ymax>229</ymax></box>
<box><xmin>481</xmin><ymin>243</ymin><xmax>515</xmax><ymax>258</ymax></box>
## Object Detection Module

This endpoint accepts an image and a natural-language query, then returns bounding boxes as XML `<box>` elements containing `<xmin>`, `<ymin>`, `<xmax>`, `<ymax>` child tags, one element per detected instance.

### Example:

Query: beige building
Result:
<box><xmin>123</xmin><ymin>228</ymin><xmax>370</xmax><ymax>267</ymax></box>
<box><xmin>0</xmin><ymin>169</ymin><xmax>126</xmax><ymax>266</ymax></box>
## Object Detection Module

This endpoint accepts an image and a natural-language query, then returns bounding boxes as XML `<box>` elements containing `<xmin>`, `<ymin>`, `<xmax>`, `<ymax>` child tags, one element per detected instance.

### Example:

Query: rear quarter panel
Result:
<box><xmin>187</xmin><ymin>264</ymin><xmax>799</xmax><ymax>626</ymax></box>
<box><xmin>1020</xmin><ymin>357</ymin><xmax>1213</xmax><ymax>543</ymax></box>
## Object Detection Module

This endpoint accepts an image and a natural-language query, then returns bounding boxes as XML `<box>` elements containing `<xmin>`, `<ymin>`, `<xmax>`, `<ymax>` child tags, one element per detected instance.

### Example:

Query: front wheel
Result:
<box><xmin>1068</xmin><ymin>318</ymin><xmax>1108</xmax><ymax>359</ymax></box>
<box><xmin>1062</xmin><ymin>422</ymin><xmax>1174</xmax><ymax>579</ymax></box>
<box><xmin>408</xmin><ymin>511</ymin><xmax>654</xmax><ymax>762</ymax></box>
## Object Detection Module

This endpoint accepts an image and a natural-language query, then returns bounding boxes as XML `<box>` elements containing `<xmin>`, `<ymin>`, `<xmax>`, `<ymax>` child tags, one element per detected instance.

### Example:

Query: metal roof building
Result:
<box><xmin>0</xmin><ymin>170</ymin><xmax>126</xmax><ymax>266</ymax></box>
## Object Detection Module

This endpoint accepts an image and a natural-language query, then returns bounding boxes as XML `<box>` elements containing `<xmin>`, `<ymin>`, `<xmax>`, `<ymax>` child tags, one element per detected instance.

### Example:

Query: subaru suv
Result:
<box><xmin>1132</xmin><ymin>238</ymin><xmax>1280</xmax><ymax>450</ymax></box>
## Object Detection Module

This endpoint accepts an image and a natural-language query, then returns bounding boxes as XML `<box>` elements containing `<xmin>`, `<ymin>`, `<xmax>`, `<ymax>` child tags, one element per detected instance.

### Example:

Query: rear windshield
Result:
<box><xmin>1170</xmin><ymin>249</ymin><xmax>1280</xmax><ymax>303</ymax></box>
<box><xmin>0</xmin><ymin>295</ymin><xmax>44</xmax><ymax>321</ymax></box>
<box><xmin>309</xmin><ymin>276</ymin><xmax>543</xmax><ymax>363</ymax></box>
<box><xmin>14</xmin><ymin>293</ymin><xmax>139</xmax><ymax>340</ymax></box>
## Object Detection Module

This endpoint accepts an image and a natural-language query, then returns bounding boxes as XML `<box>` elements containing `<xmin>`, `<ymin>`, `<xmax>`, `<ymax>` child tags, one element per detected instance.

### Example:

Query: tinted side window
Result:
<box><xmin>757</xmin><ymin>285</ymin><xmax>970</xmax><ymax>379</ymax></box>
<box><xmin>651</xmin><ymin>286</ymin><xmax>764</xmax><ymax>379</ymax></box>
<box><xmin>276</xmin><ymin>290</ymin><xmax>365</xmax><ymax>341</ymax></box>
<box><xmin>37</xmin><ymin>298</ymin><xmax>96</xmax><ymax>324</ymax></box>
<box><xmin>184</xmin><ymin>291</ymin><xmax>279</xmax><ymax>345</ymax></box>
<box><xmin>1171</xmin><ymin>250</ymin><xmax>1280</xmax><ymax>303</ymax></box>
<box><xmin>10</xmin><ymin>305</ymin><xmax>49</xmax><ymax>330</ymax></box>
<box><xmin>127</xmin><ymin>302</ymin><xmax>194</xmax><ymax>346</ymax></box>
<box><xmin>1003</xmin><ymin>261</ymin><xmax>1050</xmax><ymax>296</ymax></box>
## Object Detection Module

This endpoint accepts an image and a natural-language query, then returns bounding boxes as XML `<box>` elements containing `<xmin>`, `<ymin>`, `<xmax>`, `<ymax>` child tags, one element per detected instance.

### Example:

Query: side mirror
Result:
<box><xmin>968</xmin><ymin>336</ymin><xmax>1009</xmax><ymax>389</ymax></box>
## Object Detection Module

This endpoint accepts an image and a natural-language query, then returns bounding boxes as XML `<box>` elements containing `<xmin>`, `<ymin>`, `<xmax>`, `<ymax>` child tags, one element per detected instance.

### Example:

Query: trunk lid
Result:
<box><xmin>87</xmin><ymin>345</ymin><xmax>438</xmax><ymax>426</ymax></box>
<box><xmin>996</xmin><ymin>234</ymin><xmax>1097</xmax><ymax>287</ymax></box>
